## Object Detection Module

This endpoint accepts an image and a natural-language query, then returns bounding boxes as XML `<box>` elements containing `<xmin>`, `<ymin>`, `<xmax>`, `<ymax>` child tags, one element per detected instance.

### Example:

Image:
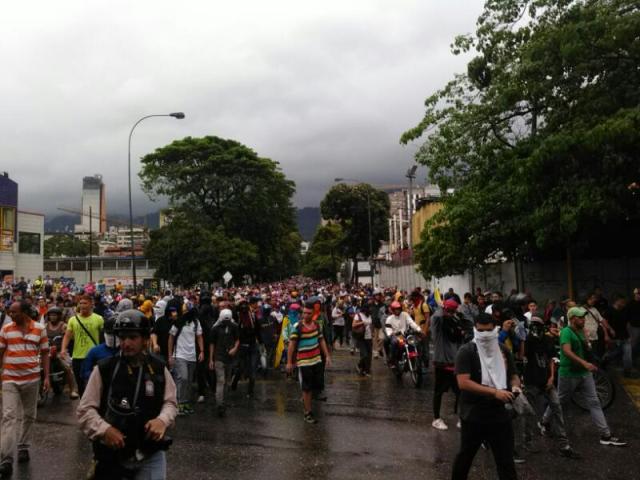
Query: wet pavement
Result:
<box><xmin>6</xmin><ymin>348</ymin><xmax>640</xmax><ymax>479</ymax></box>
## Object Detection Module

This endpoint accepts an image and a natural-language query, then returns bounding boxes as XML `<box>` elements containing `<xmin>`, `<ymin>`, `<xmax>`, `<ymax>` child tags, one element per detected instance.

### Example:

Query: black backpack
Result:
<box><xmin>442</xmin><ymin>314</ymin><xmax>467</xmax><ymax>344</ymax></box>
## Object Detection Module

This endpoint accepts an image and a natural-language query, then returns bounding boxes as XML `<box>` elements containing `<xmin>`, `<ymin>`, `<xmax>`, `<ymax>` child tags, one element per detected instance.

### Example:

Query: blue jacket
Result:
<box><xmin>82</xmin><ymin>344</ymin><xmax>119</xmax><ymax>382</ymax></box>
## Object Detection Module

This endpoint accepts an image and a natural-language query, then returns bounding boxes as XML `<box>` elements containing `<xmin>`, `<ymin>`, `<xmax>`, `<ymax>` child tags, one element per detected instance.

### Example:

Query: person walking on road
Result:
<box><xmin>168</xmin><ymin>307</ymin><xmax>204</xmax><ymax>415</ymax></box>
<box><xmin>287</xmin><ymin>302</ymin><xmax>332</xmax><ymax>424</ymax></box>
<box><xmin>209</xmin><ymin>308</ymin><xmax>239</xmax><ymax>417</ymax></box>
<box><xmin>77</xmin><ymin>310</ymin><xmax>177</xmax><ymax>479</ymax></box>
<box><xmin>61</xmin><ymin>295</ymin><xmax>104</xmax><ymax>396</ymax></box>
<box><xmin>431</xmin><ymin>299</ymin><xmax>464</xmax><ymax>431</ymax></box>
<box><xmin>544</xmin><ymin>306</ymin><xmax>627</xmax><ymax>447</ymax></box>
<box><xmin>0</xmin><ymin>301</ymin><xmax>50</xmax><ymax>477</ymax></box>
<box><xmin>452</xmin><ymin>312</ymin><xmax>520</xmax><ymax>480</ymax></box>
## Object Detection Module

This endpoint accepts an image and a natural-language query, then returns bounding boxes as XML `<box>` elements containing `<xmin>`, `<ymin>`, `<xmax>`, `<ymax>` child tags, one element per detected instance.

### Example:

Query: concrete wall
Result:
<box><xmin>44</xmin><ymin>257</ymin><xmax>156</xmax><ymax>286</ymax></box>
<box><xmin>378</xmin><ymin>257</ymin><xmax>640</xmax><ymax>301</ymax></box>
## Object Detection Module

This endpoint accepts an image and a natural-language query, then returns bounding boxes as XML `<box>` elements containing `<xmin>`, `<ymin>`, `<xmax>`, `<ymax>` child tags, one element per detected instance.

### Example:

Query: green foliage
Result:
<box><xmin>302</xmin><ymin>223</ymin><xmax>345</xmax><ymax>281</ymax></box>
<box><xmin>140</xmin><ymin>136</ymin><xmax>299</xmax><ymax>283</ymax></box>
<box><xmin>145</xmin><ymin>217</ymin><xmax>257</xmax><ymax>287</ymax></box>
<box><xmin>44</xmin><ymin>235</ymin><xmax>96</xmax><ymax>258</ymax></box>
<box><xmin>403</xmin><ymin>0</ymin><xmax>640</xmax><ymax>277</ymax></box>
<box><xmin>320</xmin><ymin>183</ymin><xmax>390</xmax><ymax>260</ymax></box>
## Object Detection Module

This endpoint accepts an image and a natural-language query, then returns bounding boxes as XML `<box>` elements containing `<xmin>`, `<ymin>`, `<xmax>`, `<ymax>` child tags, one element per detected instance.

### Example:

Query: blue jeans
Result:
<box><xmin>173</xmin><ymin>358</ymin><xmax>196</xmax><ymax>405</ymax></box>
<box><xmin>135</xmin><ymin>451</ymin><xmax>166</xmax><ymax>480</ymax></box>
<box><xmin>98</xmin><ymin>451</ymin><xmax>166</xmax><ymax>480</ymax></box>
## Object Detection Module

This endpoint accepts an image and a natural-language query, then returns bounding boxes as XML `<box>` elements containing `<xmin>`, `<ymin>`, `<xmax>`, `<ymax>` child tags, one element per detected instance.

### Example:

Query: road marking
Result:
<box><xmin>618</xmin><ymin>376</ymin><xmax>640</xmax><ymax>412</ymax></box>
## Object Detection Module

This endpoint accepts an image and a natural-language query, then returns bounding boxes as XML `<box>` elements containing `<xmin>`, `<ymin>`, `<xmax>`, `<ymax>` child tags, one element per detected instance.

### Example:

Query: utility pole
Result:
<box><xmin>89</xmin><ymin>206</ymin><xmax>93</xmax><ymax>284</ymax></box>
<box><xmin>406</xmin><ymin>165</ymin><xmax>418</xmax><ymax>251</ymax></box>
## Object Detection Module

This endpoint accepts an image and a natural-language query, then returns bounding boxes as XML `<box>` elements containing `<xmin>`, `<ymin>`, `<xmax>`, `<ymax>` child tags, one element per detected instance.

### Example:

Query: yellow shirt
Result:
<box><xmin>67</xmin><ymin>313</ymin><xmax>104</xmax><ymax>359</ymax></box>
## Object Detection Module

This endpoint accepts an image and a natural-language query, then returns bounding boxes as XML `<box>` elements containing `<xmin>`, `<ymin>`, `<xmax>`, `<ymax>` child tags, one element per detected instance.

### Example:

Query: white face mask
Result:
<box><xmin>104</xmin><ymin>334</ymin><xmax>120</xmax><ymax>348</ymax></box>
<box><xmin>474</xmin><ymin>326</ymin><xmax>499</xmax><ymax>343</ymax></box>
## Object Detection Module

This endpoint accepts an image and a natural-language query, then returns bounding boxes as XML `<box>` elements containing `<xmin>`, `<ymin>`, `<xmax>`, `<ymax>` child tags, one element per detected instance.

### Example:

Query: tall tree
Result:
<box><xmin>320</xmin><ymin>183</ymin><xmax>390</xmax><ymax>282</ymax></box>
<box><xmin>402</xmin><ymin>0</ymin><xmax>640</xmax><ymax>278</ymax></box>
<box><xmin>145</xmin><ymin>217</ymin><xmax>257</xmax><ymax>287</ymax></box>
<box><xmin>302</xmin><ymin>223</ymin><xmax>345</xmax><ymax>281</ymax></box>
<box><xmin>140</xmin><ymin>136</ymin><xmax>299</xmax><ymax>282</ymax></box>
<box><xmin>44</xmin><ymin>235</ymin><xmax>96</xmax><ymax>258</ymax></box>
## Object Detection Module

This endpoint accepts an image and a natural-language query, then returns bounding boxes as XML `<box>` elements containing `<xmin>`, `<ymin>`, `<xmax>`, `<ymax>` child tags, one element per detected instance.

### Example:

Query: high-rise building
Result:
<box><xmin>75</xmin><ymin>174</ymin><xmax>106</xmax><ymax>235</ymax></box>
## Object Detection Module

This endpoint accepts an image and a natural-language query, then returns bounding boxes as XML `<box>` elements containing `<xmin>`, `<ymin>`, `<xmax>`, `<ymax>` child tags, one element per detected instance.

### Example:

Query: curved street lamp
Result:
<box><xmin>128</xmin><ymin>112</ymin><xmax>185</xmax><ymax>293</ymax></box>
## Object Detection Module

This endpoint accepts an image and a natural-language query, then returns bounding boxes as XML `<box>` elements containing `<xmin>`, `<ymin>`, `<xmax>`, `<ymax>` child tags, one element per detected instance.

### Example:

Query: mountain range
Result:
<box><xmin>45</xmin><ymin>208</ymin><xmax>322</xmax><ymax>241</ymax></box>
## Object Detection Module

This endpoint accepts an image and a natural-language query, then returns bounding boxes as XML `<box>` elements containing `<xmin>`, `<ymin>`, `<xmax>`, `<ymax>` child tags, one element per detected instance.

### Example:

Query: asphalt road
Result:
<box><xmin>5</xmin><ymin>348</ymin><xmax>640</xmax><ymax>480</ymax></box>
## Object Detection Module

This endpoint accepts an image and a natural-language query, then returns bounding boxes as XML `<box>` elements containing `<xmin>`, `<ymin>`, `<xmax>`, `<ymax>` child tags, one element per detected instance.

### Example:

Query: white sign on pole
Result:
<box><xmin>223</xmin><ymin>271</ymin><xmax>233</xmax><ymax>284</ymax></box>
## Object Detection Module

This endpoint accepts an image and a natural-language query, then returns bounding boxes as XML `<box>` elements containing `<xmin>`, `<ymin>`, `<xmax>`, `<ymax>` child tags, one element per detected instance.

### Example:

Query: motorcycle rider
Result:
<box><xmin>45</xmin><ymin>307</ymin><xmax>78</xmax><ymax>399</ymax></box>
<box><xmin>384</xmin><ymin>301</ymin><xmax>421</xmax><ymax>367</ymax></box>
<box><xmin>77</xmin><ymin>310</ymin><xmax>177</xmax><ymax>479</ymax></box>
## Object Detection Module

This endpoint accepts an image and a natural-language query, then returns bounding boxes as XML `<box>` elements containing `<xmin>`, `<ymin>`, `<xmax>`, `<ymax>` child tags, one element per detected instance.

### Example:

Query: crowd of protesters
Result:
<box><xmin>0</xmin><ymin>276</ymin><xmax>637</xmax><ymax>478</ymax></box>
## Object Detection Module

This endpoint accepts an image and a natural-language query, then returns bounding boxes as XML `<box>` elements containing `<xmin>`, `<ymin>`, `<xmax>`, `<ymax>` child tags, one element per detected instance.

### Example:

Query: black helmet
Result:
<box><xmin>113</xmin><ymin>310</ymin><xmax>150</xmax><ymax>337</ymax></box>
<box><xmin>46</xmin><ymin>306</ymin><xmax>63</xmax><ymax>318</ymax></box>
<box><xmin>104</xmin><ymin>315</ymin><xmax>117</xmax><ymax>335</ymax></box>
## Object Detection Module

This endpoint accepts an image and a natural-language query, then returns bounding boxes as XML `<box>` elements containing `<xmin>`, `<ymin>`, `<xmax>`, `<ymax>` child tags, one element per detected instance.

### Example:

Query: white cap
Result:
<box><xmin>219</xmin><ymin>309</ymin><xmax>233</xmax><ymax>321</ymax></box>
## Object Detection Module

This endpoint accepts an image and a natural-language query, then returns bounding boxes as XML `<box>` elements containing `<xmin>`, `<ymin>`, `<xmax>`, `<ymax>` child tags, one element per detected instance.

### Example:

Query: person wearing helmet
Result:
<box><xmin>208</xmin><ymin>309</ymin><xmax>239</xmax><ymax>417</ymax></box>
<box><xmin>81</xmin><ymin>315</ymin><xmax>120</xmax><ymax>384</ymax></box>
<box><xmin>77</xmin><ymin>309</ymin><xmax>177</xmax><ymax>480</ymax></box>
<box><xmin>45</xmin><ymin>307</ymin><xmax>79</xmax><ymax>400</ymax></box>
<box><xmin>384</xmin><ymin>300</ymin><xmax>421</xmax><ymax>363</ymax></box>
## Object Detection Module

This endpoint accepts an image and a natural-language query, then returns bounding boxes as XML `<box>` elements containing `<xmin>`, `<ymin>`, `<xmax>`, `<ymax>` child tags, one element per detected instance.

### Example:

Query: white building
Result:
<box><xmin>74</xmin><ymin>174</ymin><xmax>106</xmax><ymax>235</ymax></box>
<box><xmin>0</xmin><ymin>173</ymin><xmax>44</xmax><ymax>282</ymax></box>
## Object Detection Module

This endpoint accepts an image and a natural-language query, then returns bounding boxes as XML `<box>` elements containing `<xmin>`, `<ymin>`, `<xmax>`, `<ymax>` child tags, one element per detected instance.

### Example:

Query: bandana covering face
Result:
<box><xmin>472</xmin><ymin>327</ymin><xmax>507</xmax><ymax>390</ymax></box>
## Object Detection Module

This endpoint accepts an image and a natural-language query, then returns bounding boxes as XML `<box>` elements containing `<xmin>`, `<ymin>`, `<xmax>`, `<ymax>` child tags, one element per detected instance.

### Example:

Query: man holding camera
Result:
<box><xmin>77</xmin><ymin>310</ymin><xmax>177</xmax><ymax>479</ymax></box>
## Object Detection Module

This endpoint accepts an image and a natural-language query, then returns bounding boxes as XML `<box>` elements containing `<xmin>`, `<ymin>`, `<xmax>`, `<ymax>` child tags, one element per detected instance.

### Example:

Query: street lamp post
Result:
<box><xmin>128</xmin><ymin>112</ymin><xmax>185</xmax><ymax>293</ymax></box>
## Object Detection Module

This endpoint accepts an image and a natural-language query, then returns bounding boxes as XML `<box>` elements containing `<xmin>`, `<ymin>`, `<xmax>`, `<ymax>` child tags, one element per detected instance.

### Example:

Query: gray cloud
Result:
<box><xmin>1</xmin><ymin>0</ymin><xmax>482</xmax><ymax>218</ymax></box>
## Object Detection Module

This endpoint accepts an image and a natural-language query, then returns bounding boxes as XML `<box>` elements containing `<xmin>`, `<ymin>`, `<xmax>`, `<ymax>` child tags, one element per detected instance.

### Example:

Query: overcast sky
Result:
<box><xmin>1</xmin><ymin>0</ymin><xmax>482</xmax><ymax>218</ymax></box>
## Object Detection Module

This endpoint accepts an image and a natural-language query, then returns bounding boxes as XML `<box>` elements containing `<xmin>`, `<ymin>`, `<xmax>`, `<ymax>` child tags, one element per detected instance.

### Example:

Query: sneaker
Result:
<box><xmin>0</xmin><ymin>462</ymin><xmax>12</xmax><ymax>476</ymax></box>
<box><xmin>17</xmin><ymin>449</ymin><xmax>29</xmax><ymax>463</ymax></box>
<box><xmin>432</xmin><ymin>418</ymin><xmax>448</xmax><ymax>430</ymax></box>
<box><xmin>197</xmin><ymin>395</ymin><xmax>205</xmax><ymax>404</ymax></box>
<box><xmin>559</xmin><ymin>446</ymin><xmax>582</xmax><ymax>459</ymax></box>
<box><xmin>69</xmin><ymin>391</ymin><xmax>79</xmax><ymax>400</ymax></box>
<box><xmin>177</xmin><ymin>405</ymin><xmax>187</xmax><ymax>416</ymax></box>
<box><xmin>513</xmin><ymin>454</ymin><xmax>526</xmax><ymax>464</ymax></box>
<box><xmin>304</xmin><ymin>412</ymin><xmax>318</xmax><ymax>424</ymax></box>
<box><xmin>600</xmin><ymin>435</ymin><xmax>627</xmax><ymax>447</ymax></box>
<box><xmin>184</xmin><ymin>403</ymin><xmax>195</xmax><ymax>414</ymax></box>
<box><xmin>456</xmin><ymin>419</ymin><xmax>461</xmax><ymax>429</ymax></box>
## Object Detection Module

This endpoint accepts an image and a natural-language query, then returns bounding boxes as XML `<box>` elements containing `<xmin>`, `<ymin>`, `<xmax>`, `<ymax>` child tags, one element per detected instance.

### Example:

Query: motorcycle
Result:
<box><xmin>385</xmin><ymin>326</ymin><xmax>424</xmax><ymax>388</ymax></box>
<box><xmin>38</xmin><ymin>335</ymin><xmax>67</xmax><ymax>407</ymax></box>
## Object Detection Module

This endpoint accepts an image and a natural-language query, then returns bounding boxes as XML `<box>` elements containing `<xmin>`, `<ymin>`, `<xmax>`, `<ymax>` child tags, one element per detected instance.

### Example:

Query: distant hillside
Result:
<box><xmin>297</xmin><ymin>207</ymin><xmax>321</xmax><ymax>241</ymax></box>
<box><xmin>45</xmin><ymin>211</ymin><xmax>160</xmax><ymax>232</ymax></box>
<box><xmin>44</xmin><ymin>214</ymin><xmax>79</xmax><ymax>233</ymax></box>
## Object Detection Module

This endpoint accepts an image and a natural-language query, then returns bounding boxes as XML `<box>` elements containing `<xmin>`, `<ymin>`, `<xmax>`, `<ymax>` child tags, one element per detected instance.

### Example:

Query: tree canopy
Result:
<box><xmin>320</xmin><ymin>183</ymin><xmax>390</xmax><ymax>281</ymax></box>
<box><xmin>141</xmin><ymin>136</ymin><xmax>300</xmax><ymax>285</ymax></box>
<box><xmin>403</xmin><ymin>0</ymin><xmax>640</xmax><ymax>277</ymax></box>
<box><xmin>302</xmin><ymin>223</ymin><xmax>345</xmax><ymax>281</ymax></box>
<box><xmin>44</xmin><ymin>235</ymin><xmax>96</xmax><ymax>258</ymax></box>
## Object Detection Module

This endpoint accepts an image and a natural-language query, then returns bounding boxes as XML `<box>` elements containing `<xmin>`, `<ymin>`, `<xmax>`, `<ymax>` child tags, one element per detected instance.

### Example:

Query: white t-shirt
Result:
<box><xmin>169</xmin><ymin>321</ymin><xmax>203</xmax><ymax>362</ymax></box>
<box><xmin>332</xmin><ymin>307</ymin><xmax>345</xmax><ymax>327</ymax></box>
<box><xmin>355</xmin><ymin>312</ymin><xmax>372</xmax><ymax>340</ymax></box>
